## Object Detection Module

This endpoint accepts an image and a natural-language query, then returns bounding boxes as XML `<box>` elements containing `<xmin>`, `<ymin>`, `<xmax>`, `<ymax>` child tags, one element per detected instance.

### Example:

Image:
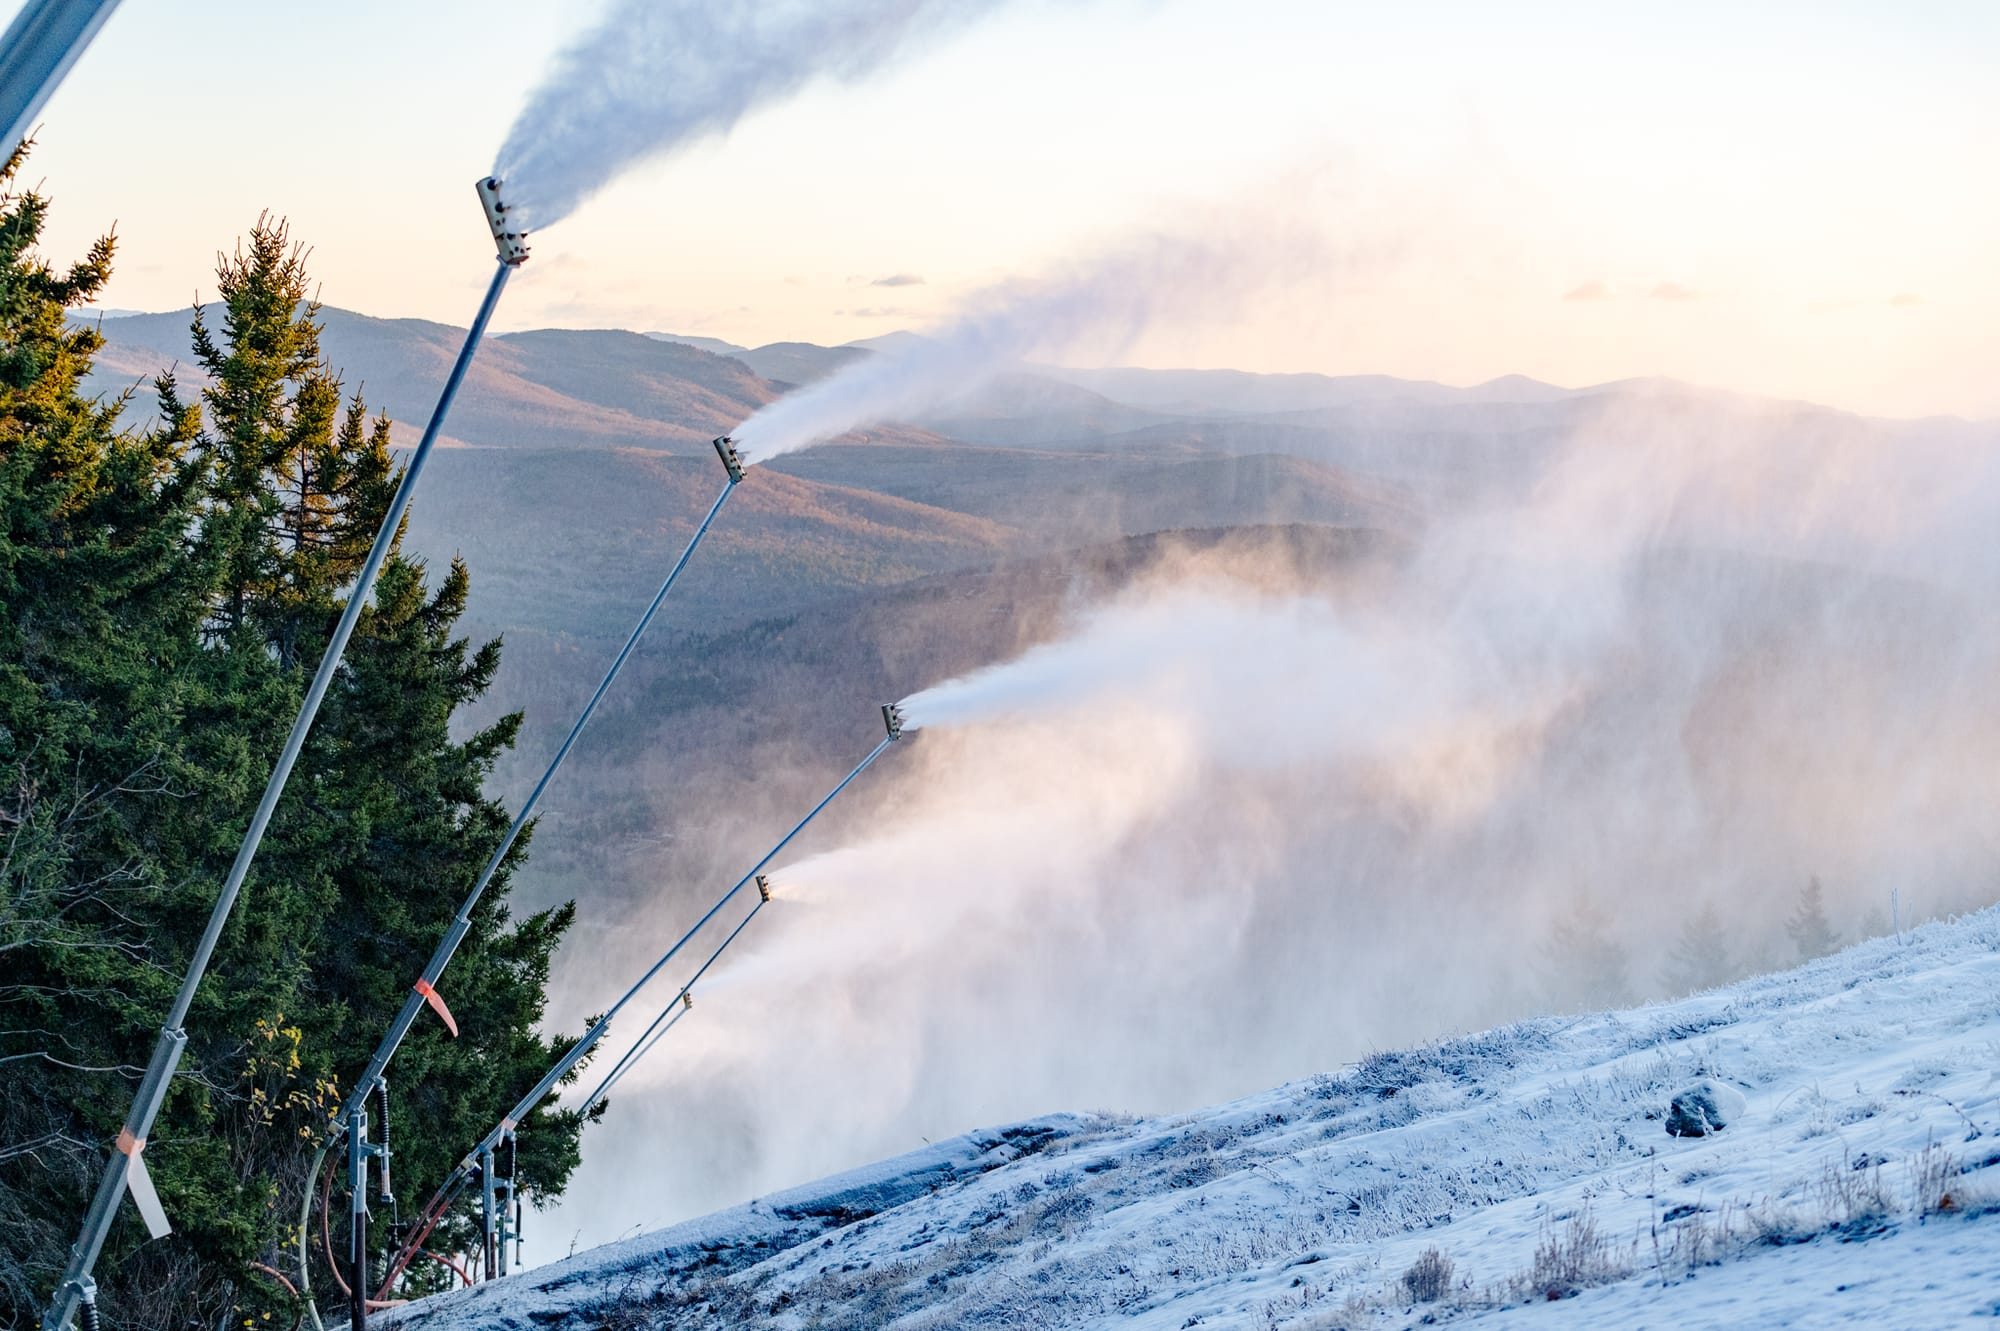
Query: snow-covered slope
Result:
<box><xmin>386</xmin><ymin>909</ymin><xmax>2000</xmax><ymax>1330</ymax></box>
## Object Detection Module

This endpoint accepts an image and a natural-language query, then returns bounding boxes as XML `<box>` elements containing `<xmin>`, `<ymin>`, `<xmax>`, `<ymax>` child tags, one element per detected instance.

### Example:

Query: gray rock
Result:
<box><xmin>1664</xmin><ymin>1080</ymin><xmax>1747</xmax><ymax>1137</ymax></box>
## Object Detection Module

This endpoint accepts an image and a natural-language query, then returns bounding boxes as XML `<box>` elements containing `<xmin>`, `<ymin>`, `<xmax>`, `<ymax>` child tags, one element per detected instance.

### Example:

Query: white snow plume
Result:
<box><xmin>543</xmin><ymin>391</ymin><xmax>2000</xmax><ymax>1255</ymax></box>
<box><xmin>731</xmin><ymin>216</ymin><xmax>1335</xmax><ymax>464</ymax></box>
<box><xmin>894</xmin><ymin>595</ymin><xmax>1478</xmax><ymax>774</ymax></box>
<box><xmin>495</xmin><ymin>0</ymin><xmax>1010</xmax><ymax>232</ymax></box>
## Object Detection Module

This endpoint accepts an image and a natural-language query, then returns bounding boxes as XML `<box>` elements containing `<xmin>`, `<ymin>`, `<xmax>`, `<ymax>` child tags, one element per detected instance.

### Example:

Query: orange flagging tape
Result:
<box><xmin>114</xmin><ymin>1128</ymin><xmax>144</xmax><ymax>1156</ymax></box>
<box><xmin>414</xmin><ymin>978</ymin><xmax>459</xmax><ymax>1037</ymax></box>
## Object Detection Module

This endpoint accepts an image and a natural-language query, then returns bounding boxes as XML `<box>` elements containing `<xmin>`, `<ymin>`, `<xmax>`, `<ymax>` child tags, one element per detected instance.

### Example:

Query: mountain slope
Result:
<box><xmin>765</xmin><ymin>439</ymin><xmax>1412</xmax><ymax>543</ymax></box>
<box><xmin>403</xmin><ymin>446</ymin><xmax>1021</xmax><ymax>638</ymax></box>
<box><xmin>78</xmin><ymin>307</ymin><xmax>775</xmax><ymax>451</ymax></box>
<box><xmin>381</xmin><ymin>907</ymin><xmax>2000</xmax><ymax>1330</ymax></box>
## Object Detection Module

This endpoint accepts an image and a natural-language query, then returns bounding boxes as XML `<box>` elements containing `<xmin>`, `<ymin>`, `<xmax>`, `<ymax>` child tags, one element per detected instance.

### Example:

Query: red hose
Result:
<box><xmin>418</xmin><ymin>1248</ymin><xmax>475</xmax><ymax>1288</ymax></box>
<box><xmin>249</xmin><ymin>1260</ymin><xmax>305</xmax><ymax>1331</ymax></box>
<box><xmin>374</xmin><ymin>1171</ymin><xmax>471</xmax><ymax>1299</ymax></box>
<box><xmin>316</xmin><ymin>1152</ymin><xmax>406</xmax><ymax>1310</ymax></box>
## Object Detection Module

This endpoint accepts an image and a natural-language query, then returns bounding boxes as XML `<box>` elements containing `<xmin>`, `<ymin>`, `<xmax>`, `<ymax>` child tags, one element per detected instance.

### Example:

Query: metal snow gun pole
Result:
<box><xmin>319</xmin><ymin>433</ymin><xmax>745</xmax><ymax>1326</ymax></box>
<box><xmin>377</xmin><ymin>707</ymin><xmax>908</xmax><ymax>1292</ymax></box>
<box><xmin>0</xmin><ymin>0</ymin><xmax>122</xmax><ymax>155</ymax></box>
<box><xmin>44</xmin><ymin>177</ymin><xmax>529</xmax><ymax>1331</ymax></box>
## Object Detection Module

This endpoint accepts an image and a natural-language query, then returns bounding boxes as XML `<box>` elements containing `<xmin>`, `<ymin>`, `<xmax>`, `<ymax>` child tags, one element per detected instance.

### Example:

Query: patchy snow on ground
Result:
<box><xmin>384</xmin><ymin>907</ymin><xmax>2000</xmax><ymax>1330</ymax></box>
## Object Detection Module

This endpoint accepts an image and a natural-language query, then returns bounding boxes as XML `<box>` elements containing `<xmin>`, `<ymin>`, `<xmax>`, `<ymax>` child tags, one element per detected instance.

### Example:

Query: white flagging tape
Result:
<box><xmin>116</xmin><ymin>1131</ymin><xmax>170</xmax><ymax>1239</ymax></box>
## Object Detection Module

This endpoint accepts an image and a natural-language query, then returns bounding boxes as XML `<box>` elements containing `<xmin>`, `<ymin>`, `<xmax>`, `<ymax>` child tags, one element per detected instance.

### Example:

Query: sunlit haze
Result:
<box><xmin>13</xmin><ymin>0</ymin><xmax>1997</xmax><ymax>417</ymax></box>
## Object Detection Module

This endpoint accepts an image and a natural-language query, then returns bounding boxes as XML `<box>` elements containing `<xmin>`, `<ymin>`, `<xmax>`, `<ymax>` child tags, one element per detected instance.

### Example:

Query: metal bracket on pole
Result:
<box><xmin>63</xmin><ymin>1277</ymin><xmax>98</xmax><ymax>1331</ymax></box>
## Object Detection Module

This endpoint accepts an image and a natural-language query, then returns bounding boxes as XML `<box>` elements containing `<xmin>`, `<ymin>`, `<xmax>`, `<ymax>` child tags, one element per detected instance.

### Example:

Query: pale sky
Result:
<box><xmin>10</xmin><ymin>0</ymin><xmax>1997</xmax><ymax>418</ymax></box>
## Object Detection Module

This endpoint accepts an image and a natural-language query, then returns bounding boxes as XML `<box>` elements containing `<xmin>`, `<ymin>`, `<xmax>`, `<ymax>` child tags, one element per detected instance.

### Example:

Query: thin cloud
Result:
<box><xmin>1890</xmin><ymin>291</ymin><xmax>1924</xmax><ymax>308</ymax></box>
<box><xmin>1563</xmin><ymin>280</ymin><xmax>1612</xmax><ymax>302</ymax></box>
<box><xmin>836</xmin><ymin>306</ymin><xmax>911</xmax><ymax>318</ymax></box>
<box><xmin>1650</xmin><ymin>280</ymin><xmax>1699</xmax><ymax>301</ymax></box>
<box><xmin>871</xmin><ymin>274</ymin><xmax>926</xmax><ymax>288</ymax></box>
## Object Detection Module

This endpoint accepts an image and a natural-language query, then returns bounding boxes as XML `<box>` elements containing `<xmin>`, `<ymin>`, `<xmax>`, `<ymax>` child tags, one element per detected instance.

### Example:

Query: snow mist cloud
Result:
<box><xmin>494</xmin><ymin>0</ymin><xmax>1010</xmax><ymax>232</ymax></box>
<box><xmin>731</xmin><ymin>217</ymin><xmax>1335</xmax><ymax>465</ymax></box>
<box><xmin>542</xmin><ymin>390</ymin><xmax>2000</xmax><ymax>1252</ymax></box>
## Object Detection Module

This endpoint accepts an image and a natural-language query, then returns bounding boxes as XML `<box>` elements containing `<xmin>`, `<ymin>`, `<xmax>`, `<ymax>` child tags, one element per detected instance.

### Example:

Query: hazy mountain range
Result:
<box><xmin>70</xmin><ymin>302</ymin><xmax>1998</xmax><ymax>961</ymax></box>
<box><xmin>78</xmin><ymin>305</ymin><xmax>1983</xmax><ymax>646</ymax></box>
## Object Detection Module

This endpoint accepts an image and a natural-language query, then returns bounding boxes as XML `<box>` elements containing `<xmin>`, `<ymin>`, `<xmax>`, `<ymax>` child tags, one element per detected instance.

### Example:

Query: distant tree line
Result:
<box><xmin>0</xmin><ymin>150</ymin><xmax>595</xmax><ymax>1329</ymax></box>
<box><xmin>1539</xmin><ymin>875</ymin><xmax>1852</xmax><ymax>1013</ymax></box>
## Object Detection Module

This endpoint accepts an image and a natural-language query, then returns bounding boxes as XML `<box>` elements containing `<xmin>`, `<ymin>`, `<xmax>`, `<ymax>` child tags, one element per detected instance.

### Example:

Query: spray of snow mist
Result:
<box><xmin>733</xmin><ymin>222</ymin><xmax>1331</xmax><ymax>465</ymax></box>
<box><xmin>496</xmin><ymin>0</ymin><xmax>1010</xmax><ymax>232</ymax></box>
<box><xmin>547</xmin><ymin>393</ymin><xmax>2000</xmax><ymax>1251</ymax></box>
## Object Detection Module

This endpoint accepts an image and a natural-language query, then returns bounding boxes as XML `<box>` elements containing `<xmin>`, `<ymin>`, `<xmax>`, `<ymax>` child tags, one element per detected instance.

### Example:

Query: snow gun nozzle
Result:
<box><xmin>882</xmin><ymin>703</ymin><xmax>907</xmax><ymax>741</ymax></box>
<box><xmin>476</xmin><ymin>177</ymin><xmax>530</xmax><ymax>266</ymax></box>
<box><xmin>713</xmin><ymin>436</ymin><xmax>746</xmax><ymax>484</ymax></box>
<box><xmin>755</xmin><ymin>873</ymin><xmax>773</xmax><ymax>903</ymax></box>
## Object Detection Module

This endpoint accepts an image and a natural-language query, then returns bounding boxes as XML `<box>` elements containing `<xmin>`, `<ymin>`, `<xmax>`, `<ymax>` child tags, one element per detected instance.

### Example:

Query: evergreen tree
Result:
<box><xmin>166</xmin><ymin>215</ymin><xmax>597</xmax><ymax>1316</ymax></box>
<box><xmin>0</xmin><ymin>149</ymin><xmax>283</xmax><ymax>1327</ymax></box>
<box><xmin>0</xmin><ymin>192</ymin><xmax>593</xmax><ymax>1327</ymax></box>
<box><xmin>1662</xmin><ymin>903</ymin><xmax>1733</xmax><ymax>995</ymax></box>
<box><xmin>1784</xmin><ymin>876</ymin><xmax>1838</xmax><ymax>962</ymax></box>
<box><xmin>1538</xmin><ymin>895</ymin><xmax>1634</xmax><ymax>1012</ymax></box>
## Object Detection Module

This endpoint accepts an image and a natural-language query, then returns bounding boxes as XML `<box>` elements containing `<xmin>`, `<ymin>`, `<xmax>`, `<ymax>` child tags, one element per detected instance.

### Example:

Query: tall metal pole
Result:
<box><xmin>337</xmin><ymin>442</ymin><xmax>743</xmax><ymax>1323</ymax></box>
<box><xmin>583</xmin><ymin>894</ymin><xmax>766</xmax><ymax>1109</ymax></box>
<box><xmin>489</xmin><ymin>723</ymin><xmax>900</xmax><ymax>1146</ymax></box>
<box><xmin>332</xmin><ymin>457</ymin><xmax>742</xmax><ymax>1138</ymax></box>
<box><xmin>347</xmin><ymin>1102</ymin><xmax>372</xmax><ymax>1331</ymax></box>
<box><xmin>577</xmin><ymin>868</ymin><xmax>768</xmax><ymax>1114</ymax></box>
<box><xmin>381</xmin><ymin>711</ymin><xmax>905</xmax><ymax>1292</ymax></box>
<box><xmin>44</xmin><ymin>180</ymin><xmax>529</xmax><ymax>1331</ymax></box>
<box><xmin>0</xmin><ymin>0</ymin><xmax>122</xmax><ymax>154</ymax></box>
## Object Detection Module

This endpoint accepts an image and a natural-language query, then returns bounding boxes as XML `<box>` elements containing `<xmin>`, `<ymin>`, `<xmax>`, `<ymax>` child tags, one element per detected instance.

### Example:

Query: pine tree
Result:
<box><xmin>1662</xmin><ymin>903</ymin><xmax>1733</xmax><ymax>995</ymax></box>
<box><xmin>171</xmin><ymin>218</ymin><xmax>594</xmax><ymax>1315</ymax></box>
<box><xmin>0</xmin><ymin>149</ymin><xmax>278</xmax><ymax>1327</ymax></box>
<box><xmin>1784</xmin><ymin>876</ymin><xmax>1838</xmax><ymax>962</ymax></box>
<box><xmin>1538</xmin><ymin>895</ymin><xmax>1634</xmax><ymax>1012</ymax></box>
<box><xmin>0</xmin><ymin>194</ymin><xmax>592</xmax><ymax>1328</ymax></box>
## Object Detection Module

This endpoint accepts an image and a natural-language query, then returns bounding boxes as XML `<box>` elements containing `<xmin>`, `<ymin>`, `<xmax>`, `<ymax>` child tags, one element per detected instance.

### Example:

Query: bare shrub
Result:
<box><xmin>1907</xmin><ymin>1142</ymin><xmax>1962</xmax><ymax>1219</ymax></box>
<box><xmin>1659</xmin><ymin>1202</ymin><xmax>1746</xmax><ymax>1279</ymax></box>
<box><xmin>1400</xmin><ymin>1247</ymin><xmax>1454</xmax><ymax>1302</ymax></box>
<box><xmin>1514</xmin><ymin>1207</ymin><xmax>1628</xmax><ymax>1301</ymax></box>
<box><xmin>1814</xmin><ymin>1155</ymin><xmax>1893</xmax><ymax>1237</ymax></box>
